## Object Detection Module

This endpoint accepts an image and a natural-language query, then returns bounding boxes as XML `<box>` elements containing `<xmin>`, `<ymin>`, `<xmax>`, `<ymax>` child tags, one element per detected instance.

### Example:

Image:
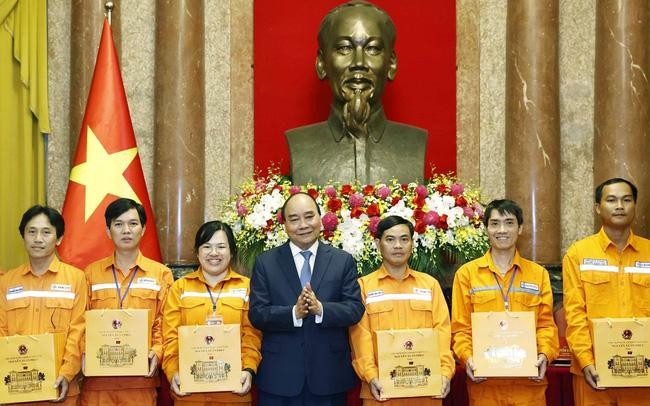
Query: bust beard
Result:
<box><xmin>341</xmin><ymin>86</ymin><xmax>375</xmax><ymax>138</ymax></box>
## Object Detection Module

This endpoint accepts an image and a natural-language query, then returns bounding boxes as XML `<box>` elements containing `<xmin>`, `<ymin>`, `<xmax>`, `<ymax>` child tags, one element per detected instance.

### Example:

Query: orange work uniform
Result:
<box><xmin>81</xmin><ymin>252</ymin><xmax>173</xmax><ymax>406</ymax></box>
<box><xmin>0</xmin><ymin>257</ymin><xmax>87</xmax><ymax>406</ymax></box>
<box><xmin>162</xmin><ymin>268</ymin><xmax>261</xmax><ymax>405</ymax></box>
<box><xmin>349</xmin><ymin>265</ymin><xmax>454</xmax><ymax>406</ymax></box>
<box><xmin>451</xmin><ymin>250</ymin><xmax>558</xmax><ymax>406</ymax></box>
<box><xmin>563</xmin><ymin>228</ymin><xmax>650</xmax><ymax>405</ymax></box>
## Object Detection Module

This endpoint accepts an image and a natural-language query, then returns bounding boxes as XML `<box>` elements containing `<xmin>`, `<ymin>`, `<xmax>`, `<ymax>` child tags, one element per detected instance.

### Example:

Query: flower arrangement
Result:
<box><xmin>219</xmin><ymin>168</ymin><xmax>489</xmax><ymax>278</ymax></box>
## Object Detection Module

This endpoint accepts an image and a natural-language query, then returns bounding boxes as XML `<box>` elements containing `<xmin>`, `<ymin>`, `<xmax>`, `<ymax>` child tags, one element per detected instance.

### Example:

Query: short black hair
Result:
<box><xmin>280</xmin><ymin>192</ymin><xmax>321</xmax><ymax>222</ymax></box>
<box><xmin>594</xmin><ymin>178</ymin><xmax>638</xmax><ymax>203</ymax></box>
<box><xmin>105</xmin><ymin>198</ymin><xmax>146</xmax><ymax>228</ymax></box>
<box><xmin>376</xmin><ymin>215</ymin><xmax>414</xmax><ymax>239</ymax></box>
<box><xmin>194</xmin><ymin>221</ymin><xmax>238</xmax><ymax>260</ymax></box>
<box><xmin>19</xmin><ymin>205</ymin><xmax>65</xmax><ymax>239</ymax></box>
<box><xmin>483</xmin><ymin>199</ymin><xmax>524</xmax><ymax>227</ymax></box>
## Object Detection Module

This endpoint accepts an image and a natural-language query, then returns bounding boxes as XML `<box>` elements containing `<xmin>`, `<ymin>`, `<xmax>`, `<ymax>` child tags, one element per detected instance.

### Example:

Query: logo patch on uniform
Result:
<box><xmin>413</xmin><ymin>288</ymin><xmax>432</xmax><ymax>295</ymax></box>
<box><xmin>137</xmin><ymin>277</ymin><xmax>157</xmax><ymax>285</ymax></box>
<box><xmin>51</xmin><ymin>284</ymin><xmax>71</xmax><ymax>292</ymax></box>
<box><xmin>583</xmin><ymin>258</ymin><xmax>608</xmax><ymax>266</ymax></box>
<box><xmin>8</xmin><ymin>286</ymin><xmax>23</xmax><ymax>294</ymax></box>
<box><xmin>635</xmin><ymin>261</ymin><xmax>650</xmax><ymax>268</ymax></box>
<box><xmin>520</xmin><ymin>282</ymin><xmax>539</xmax><ymax>292</ymax></box>
<box><xmin>367</xmin><ymin>289</ymin><xmax>384</xmax><ymax>298</ymax></box>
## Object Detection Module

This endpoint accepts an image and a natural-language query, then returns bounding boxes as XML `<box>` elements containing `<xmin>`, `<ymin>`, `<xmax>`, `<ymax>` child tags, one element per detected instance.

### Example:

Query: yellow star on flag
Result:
<box><xmin>69</xmin><ymin>126</ymin><xmax>141</xmax><ymax>221</ymax></box>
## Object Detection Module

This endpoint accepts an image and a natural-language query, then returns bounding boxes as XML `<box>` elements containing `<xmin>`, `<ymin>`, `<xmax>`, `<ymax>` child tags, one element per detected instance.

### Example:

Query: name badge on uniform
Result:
<box><xmin>520</xmin><ymin>282</ymin><xmax>539</xmax><ymax>292</ymax></box>
<box><xmin>367</xmin><ymin>289</ymin><xmax>384</xmax><ymax>299</ymax></box>
<box><xmin>137</xmin><ymin>277</ymin><xmax>157</xmax><ymax>285</ymax></box>
<box><xmin>51</xmin><ymin>283</ymin><xmax>72</xmax><ymax>292</ymax></box>
<box><xmin>205</xmin><ymin>313</ymin><xmax>224</xmax><ymax>326</ymax></box>
<box><xmin>583</xmin><ymin>258</ymin><xmax>608</xmax><ymax>266</ymax></box>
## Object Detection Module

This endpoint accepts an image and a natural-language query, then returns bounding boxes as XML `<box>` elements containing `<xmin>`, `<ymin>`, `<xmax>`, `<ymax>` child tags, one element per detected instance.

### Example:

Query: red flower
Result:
<box><xmin>276</xmin><ymin>211</ymin><xmax>284</xmax><ymax>224</ymax></box>
<box><xmin>323</xmin><ymin>230</ymin><xmax>334</xmax><ymax>240</ymax></box>
<box><xmin>307</xmin><ymin>188</ymin><xmax>319</xmax><ymax>199</ymax></box>
<box><xmin>273</xmin><ymin>185</ymin><xmax>283</xmax><ymax>191</ymax></box>
<box><xmin>413</xmin><ymin>208</ymin><xmax>425</xmax><ymax>221</ymax></box>
<box><xmin>436</xmin><ymin>184</ymin><xmax>447</xmax><ymax>194</ymax></box>
<box><xmin>362</xmin><ymin>184</ymin><xmax>375</xmax><ymax>196</ymax></box>
<box><xmin>341</xmin><ymin>184</ymin><xmax>354</xmax><ymax>196</ymax></box>
<box><xmin>391</xmin><ymin>196</ymin><xmax>402</xmax><ymax>206</ymax></box>
<box><xmin>438</xmin><ymin>214</ymin><xmax>449</xmax><ymax>230</ymax></box>
<box><xmin>327</xmin><ymin>198</ymin><xmax>342</xmax><ymax>212</ymax></box>
<box><xmin>455</xmin><ymin>196</ymin><xmax>468</xmax><ymax>207</ymax></box>
<box><xmin>350</xmin><ymin>206</ymin><xmax>365</xmax><ymax>219</ymax></box>
<box><xmin>366</xmin><ymin>203</ymin><xmax>380</xmax><ymax>217</ymax></box>
<box><xmin>414</xmin><ymin>220</ymin><xmax>427</xmax><ymax>234</ymax></box>
<box><xmin>413</xmin><ymin>194</ymin><xmax>426</xmax><ymax>208</ymax></box>
<box><xmin>401</xmin><ymin>183</ymin><xmax>409</xmax><ymax>192</ymax></box>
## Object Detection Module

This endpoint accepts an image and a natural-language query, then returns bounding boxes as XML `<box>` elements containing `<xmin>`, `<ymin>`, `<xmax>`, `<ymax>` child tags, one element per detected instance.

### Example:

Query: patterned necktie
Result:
<box><xmin>299</xmin><ymin>251</ymin><xmax>312</xmax><ymax>288</ymax></box>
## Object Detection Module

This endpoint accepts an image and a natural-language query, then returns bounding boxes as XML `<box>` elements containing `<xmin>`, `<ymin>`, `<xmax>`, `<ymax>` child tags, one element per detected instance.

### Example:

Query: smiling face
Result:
<box><xmin>283</xmin><ymin>194</ymin><xmax>322</xmax><ymax>250</ymax></box>
<box><xmin>316</xmin><ymin>5</ymin><xmax>397</xmax><ymax>112</ymax></box>
<box><xmin>106</xmin><ymin>208</ymin><xmax>145</xmax><ymax>251</ymax></box>
<box><xmin>486</xmin><ymin>210</ymin><xmax>522</xmax><ymax>252</ymax></box>
<box><xmin>596</xmin><ymin>182</ymin><xmax>636</xmax><ymax>230</ymax></box>
<box><xmin>376</xmin><ymin>223</ymin><xmax>413</xmax><ymax>270</ymax></box>
<box><xmin>198</xmin><ymin>230</ymin><xmax>232</xmax><ymax>277</ymax></box>
<box><xmin>22</xmin><ymin>213</ymin><xmax>61</xmax><ymax>261</ymax></box>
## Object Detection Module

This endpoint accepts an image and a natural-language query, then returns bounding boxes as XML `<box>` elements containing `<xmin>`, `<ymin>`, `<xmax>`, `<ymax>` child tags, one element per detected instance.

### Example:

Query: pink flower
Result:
<box><xmin>463</xmin><ymin>206</ymin><xmax>474</xmax><ymax>218</ymax></box>
<box><xmin>321</xmin><ymin>212</ymin><xmax>339</xmax><ymax>231</ymax></box>
<box><xmin>472</xmin><ymin>203</ymin><xmax>483</xmax><ymax>217</ymax></box>
<box><xmin>349</xmin><ymin>193</ymin><xmax>365</xmax><ymax>208</ymax></box>
<box><xmin>289</xmin><ymin>185</ymin><xmax>301</xmax><ymax>195</ymax></box>
<box><xmin>368</xmin><ymin>216</ymin><xmax>381</xmax><ymax>236</ymax></box>
<box><xmin>237</xmin><ymin>203</ymin><xmax>248</xmax><ymax>216</ymax></box>
<box><xmin>423</xmin><ymin>211</ymin><xmax>439</xmax><ymax>226</ymax></box>
<box><xmin>415</xmin><ymin>185</ymin><xmax>428</xmax><ymax>198</ymax></box>
<box><xmin>276</xmin><ymin>211</ymin><xmax>284</xmax><ymax>224</ymax></box>
<box><xmin>376</xmin><ymin>186</ymin><xmax>391</xmax><ymax>200</ymax></box>
<box><xmin>324</xmin><ymin>186</ymin><xmax>337</xmax><ymax>198</ymax></box>
<box><xmin>451</xmin><ymin>183</ymin><xmax>464</xmax><ymax>197</ymax></box>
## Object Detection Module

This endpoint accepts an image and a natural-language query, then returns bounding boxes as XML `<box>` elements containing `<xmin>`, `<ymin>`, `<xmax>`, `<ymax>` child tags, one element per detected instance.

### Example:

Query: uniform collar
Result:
<box><xmin>597</xmin><ymin>227</ymin><xmax>639</xmax><ymax>252</ymax></box>
<box><xmin>22</xmin><ymin>255</ymin><xmax>62</xmax><ymax>276</ymax></box>
<box><xmin>188</xmin><ymin>267</ymin><xmax>242</xmax><ymax>284</ymax></box>
<box><xmin>376</xmin><ymin>264</ymin><xmax>415</xmax><ymax>281</ymax></box>
<box><xmin>107</xmin><ymin>251</ymin><xmax>147</xmax><ymax>272</ymax></box>
<box><xmin>479</xmin><ymin>249</ymin><xmax>522</xmax><ymax>275</ymax></box>
<box><xmin>328</xmin><ymin>106</ymin><xmax>388</xmax><ymax>143</ymax></box>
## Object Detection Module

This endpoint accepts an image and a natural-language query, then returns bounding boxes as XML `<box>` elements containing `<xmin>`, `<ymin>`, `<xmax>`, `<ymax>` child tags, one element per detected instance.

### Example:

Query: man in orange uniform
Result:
<box><xmin>451</xmin><ymin>199</ymin><xmax>558</xmax><ymax>406</ymax></box>
<box><xmin>82</xmin><ymin>198</ymin><xmax>173</xmax><ymax>405</ymax></box>
<box><xmin>563</xmin><ymin>178</ymin><xmax>650</xmax><ymax>405</ymax></box>
<box><xmin>0</xmin><ymin>205</ymin><xmax>86</xmax><ymax>405</ymax></box>
<box><xmin>350</xmin><ymin>215</ymin><xmax>454</xmax><ymax>405</ymax></box>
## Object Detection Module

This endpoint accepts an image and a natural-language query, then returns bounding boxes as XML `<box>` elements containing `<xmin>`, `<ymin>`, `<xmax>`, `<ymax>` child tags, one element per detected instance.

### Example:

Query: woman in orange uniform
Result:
<box><xmin>162</xmin><ymin>221</ymin><xmax>261</xmax><ymax>405</ymax></box>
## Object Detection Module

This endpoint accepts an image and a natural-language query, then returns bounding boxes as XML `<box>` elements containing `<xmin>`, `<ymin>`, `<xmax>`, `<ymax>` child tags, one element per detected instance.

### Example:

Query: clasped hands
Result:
<box><xmin>294</xmin><ymin>282</ymin><xmax>322</xmax><ymax>319</ymax></box>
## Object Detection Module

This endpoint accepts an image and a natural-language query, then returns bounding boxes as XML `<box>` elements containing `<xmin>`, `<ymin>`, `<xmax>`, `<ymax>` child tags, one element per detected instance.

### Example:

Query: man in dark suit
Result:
<box><xmin>249</xmin><ymin>192</ymin><xmax>365</xmax><ymax>405</ymax></box>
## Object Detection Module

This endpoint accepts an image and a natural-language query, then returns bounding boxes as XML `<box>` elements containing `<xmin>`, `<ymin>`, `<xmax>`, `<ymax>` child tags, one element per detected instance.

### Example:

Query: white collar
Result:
<box><xmin>289</xmin><ymin>240</ymin><xmax>319</xmax><ymax>258</ymax></box>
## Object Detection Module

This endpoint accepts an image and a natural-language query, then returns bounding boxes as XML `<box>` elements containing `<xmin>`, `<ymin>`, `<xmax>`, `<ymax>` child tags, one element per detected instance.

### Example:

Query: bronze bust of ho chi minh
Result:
<box><xmin>286</xmin><ymin>0</ymin><xmax>427</xmax><ymax>186</ymax></box>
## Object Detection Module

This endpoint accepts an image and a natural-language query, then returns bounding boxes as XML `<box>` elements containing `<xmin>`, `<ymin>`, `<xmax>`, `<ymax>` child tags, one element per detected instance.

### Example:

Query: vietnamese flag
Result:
<box><xmin>59</xmin><ymin>19</ymin><xmax>162</xmax><ymax>269</ymax></box>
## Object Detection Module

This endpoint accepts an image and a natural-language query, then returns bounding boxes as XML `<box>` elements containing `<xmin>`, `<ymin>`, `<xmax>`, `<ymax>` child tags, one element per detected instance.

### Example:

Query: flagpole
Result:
<box><xmin>105</xmin><ymin>1</ymin><xmax>114</xmax><ymax>25</ymax></box>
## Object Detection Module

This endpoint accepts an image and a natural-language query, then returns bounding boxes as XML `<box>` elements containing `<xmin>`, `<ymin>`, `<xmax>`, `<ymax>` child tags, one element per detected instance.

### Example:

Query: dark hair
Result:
<box><xmin>280</xmin><ymin>192</ymin><xmax>322</xmax><ymax>221</ymax></box>
<box><xmin>594</xmin><ymin>178</ymin><xmax>638</xmax><ymax>203</ymax></box>
<box><xmin>105</xmin><ymin>198</ymin><xmax>147</xmax><ymax>228</ymax></box>
<box><xmin>194</xmin><ymin>221</ymin><xmax>238</xmax><ymax>260</ymax></box>
<box><xmin>376</xmin><ymin>215</ymin><xmax>414</xmax><ymax>239</ymax></box>
<box><xmin>318</xmin><ymin>0</ymin><xmax>396</xmax><ymax>50</ymax></box>
<box><xmin>19</xmin><ymin>205</ymin><xmax>65</xmax><ymax>239</ymax></box>
<box><xmin>483</xmin><ymin>199</ymin><xmax>524</xmax><ymax>227</ymax></box>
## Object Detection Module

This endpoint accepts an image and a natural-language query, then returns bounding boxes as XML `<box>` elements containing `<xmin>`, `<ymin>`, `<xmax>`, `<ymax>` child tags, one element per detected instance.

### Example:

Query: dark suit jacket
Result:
<box><xmin>249</xmin><ymin>241</ymin><xmax>364</xmax><ymax>397</ymax></box>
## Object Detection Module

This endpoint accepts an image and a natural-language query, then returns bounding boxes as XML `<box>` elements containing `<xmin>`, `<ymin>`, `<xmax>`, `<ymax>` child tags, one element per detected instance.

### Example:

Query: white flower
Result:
<box><xmin>385</xmin><ymin>199</ymin><xmax>414</xmax><ymax>220</ymax></box>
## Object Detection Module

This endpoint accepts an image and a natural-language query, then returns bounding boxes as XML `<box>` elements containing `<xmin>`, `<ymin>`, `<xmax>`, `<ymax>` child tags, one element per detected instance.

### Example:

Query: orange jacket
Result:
<box><xmin>83</xmin><ymin>252</ymin><xmax>173</xmax><ymax>390</ymax></box>
<box><xmin>451</xmin><ymin>250</ymin><xmax>558</xmax><ymax>385</ymax></box>
<box><xmin>0</xmin><ymin>257</ymin><xmax>86</xmax><ymax>391</ymax></box>
<box><xmin>162</xmin><ymin>268</ymin><xmax>261</xmax><ymax>402</ymax></box>
<box><xmin>349</xmin><ymin>265</ymin><xmax>454</xmax><ymax>400</ymax></box>
<box><xmin>563</xmin><ymin>228</ymin><xmax>650</xmax><ymax>374</ymax></box>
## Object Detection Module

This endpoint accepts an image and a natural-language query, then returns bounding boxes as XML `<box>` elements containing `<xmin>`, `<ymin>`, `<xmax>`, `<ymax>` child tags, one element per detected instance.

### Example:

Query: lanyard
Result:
<box><xmin>205</xmin><ymin>282</ymin><xmax>225</xmax><ymax>313</ymax></box>
<box><xmin>112</xmin><ymin>265</ymin><xmax>139</xmax><ymax>309</ymax></box>
<box><xmin>493</xmin><ymin>266</ymin><xmax>517</xmax><ymax>311</ymax></box>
